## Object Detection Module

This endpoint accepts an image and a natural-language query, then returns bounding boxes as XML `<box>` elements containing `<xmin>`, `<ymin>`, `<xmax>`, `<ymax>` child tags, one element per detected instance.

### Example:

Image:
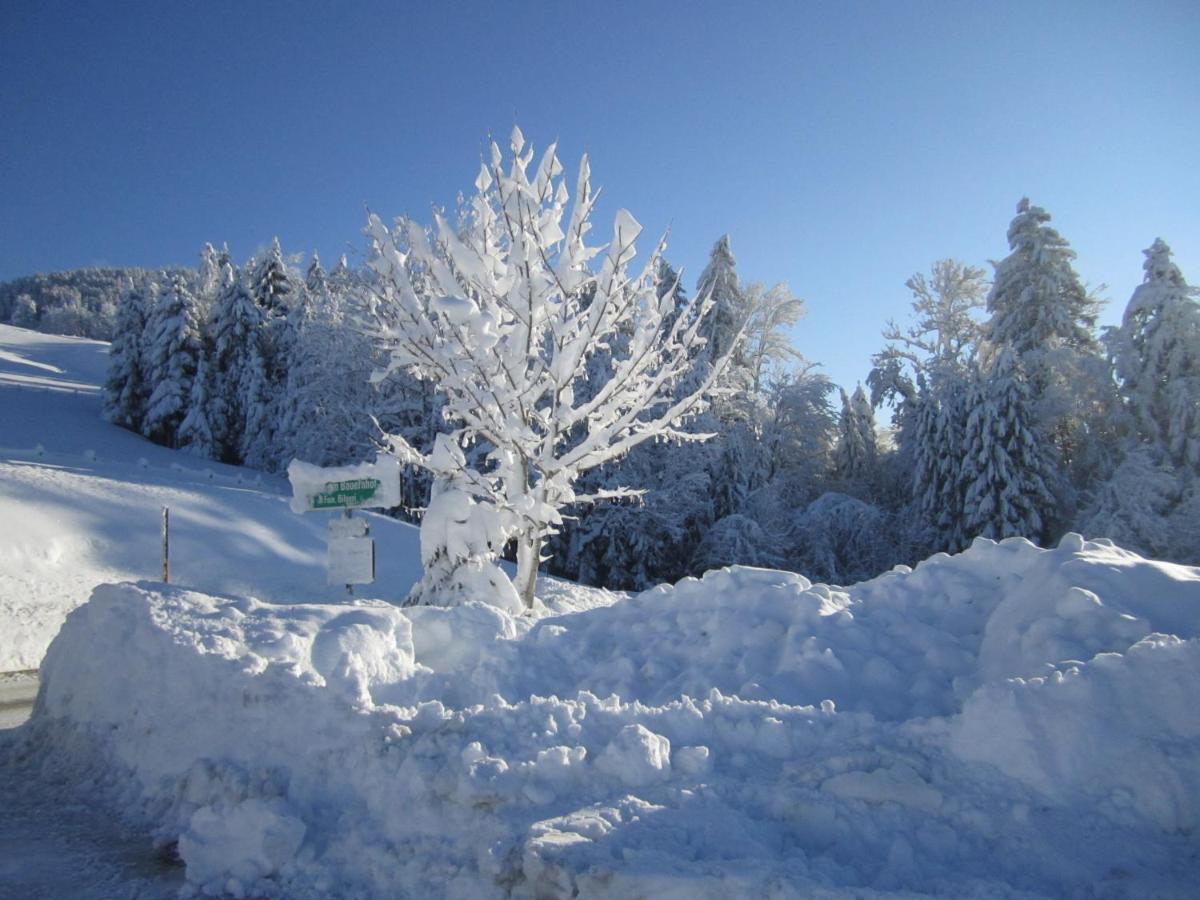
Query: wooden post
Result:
<box><xmin>162</xmin><ymin>506</ymin><xmax>170</xmax><ymax>583</ymax></box>
<box><xmin>344</xmin><ymin>508</ymin><xmax>353</xmax><ymax>598</ymax></box>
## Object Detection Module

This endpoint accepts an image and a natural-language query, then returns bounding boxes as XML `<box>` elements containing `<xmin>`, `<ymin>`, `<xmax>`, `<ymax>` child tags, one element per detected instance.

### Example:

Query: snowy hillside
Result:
<box><xmin>0</xmin><ymin>325</ymin><xmax>410</xmax><ymax>670</ymax></box>
<box><xmin>3</xmin><ymin>323</ymin><xmax>1200</xmax><ymax>897</ymax></box>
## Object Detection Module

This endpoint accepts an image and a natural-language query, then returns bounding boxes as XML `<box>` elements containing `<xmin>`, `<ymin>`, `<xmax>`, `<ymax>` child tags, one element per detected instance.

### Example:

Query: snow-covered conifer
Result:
<box><xmin>984</xmin><ymin>199</ymin><xmax>1111</xmax><ymax>498</ymax></box>
<box><xmin>239</xmin><ymin>349</ymin><xmax>275</xmax><ymax>470</ymax></box>
<box><xmin>833</xmin><ymin>384</ymin><xmax>878</xmax><ymax>487</ymax></box>
<box><xmin>696</xmin><ymin>235</ymin><xmax>745</xmax><ymax>365</ymax></box>
<box><xmin>103</xmin><ymin>277</ymin><xmax>151</xmax><ymax>431</ymax></box>
<box><xmin>368</xmin><ymin>128</ymin><xmax>733</xmax><ymax>608</ymax></box>
<box><xmin>209</xmin><ymin>260</ymin><xmax>264</xmax><ymax>462</ymax></box>
<box><xmin>985</xmin><ymin>199</ymin><xmax>1098</xmax><ymax>366</ymax></box>
<box><xmin>177</xmin><ymin>355</ymin><xmax>217</xmax><ymax>458</ymax></box>
<box><xmin>960</xmin><ymin>348</ymin><xmax>1056</xmax><ymax>542</ymax></box>
<box><xmin>1115</xmin><ymin>239</ymin><xmax>1200</xmax><ymax>472</ymax></box>
<box><xmin>142</xmin><ymin>274</ymin><xmax>204</xmax><ymax>446</ymax></box>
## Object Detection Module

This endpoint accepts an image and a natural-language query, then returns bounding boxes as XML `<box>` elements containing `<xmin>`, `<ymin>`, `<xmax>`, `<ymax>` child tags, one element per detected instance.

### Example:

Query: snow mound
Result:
<box><xmin>15</xmin><ymin>535</ymin><xmax>1200</xmax><ymax>897</ymax></box>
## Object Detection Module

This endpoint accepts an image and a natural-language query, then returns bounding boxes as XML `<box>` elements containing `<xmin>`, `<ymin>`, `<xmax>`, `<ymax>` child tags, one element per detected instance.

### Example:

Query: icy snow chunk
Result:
<box><xmin>822</xmin><ymin>763</ymin><xmax>943</xmax><ymax>814</ymax></box>
<box><xmin>309</xmin><ymin>607</ymin><xmax>416</xmax><ymax>704</ymax></box>
<box><xmin>533</xmin><ymin>745</ymin><xmax>587</xmax><ymax>781</ymax></box>
<box><xmin>672</xmin><ymin>745</ymin><xmax>711</xmax><ymax>776</ymax></box>
<box><xmin>596</xmin><ymin>723</ymin><xmax>671</xmax><ymax>786</ymax></box>
<box><xmin>178</xmin><ymin>798</ymin><xmax>306</xmax><ymax>891</ymax></box>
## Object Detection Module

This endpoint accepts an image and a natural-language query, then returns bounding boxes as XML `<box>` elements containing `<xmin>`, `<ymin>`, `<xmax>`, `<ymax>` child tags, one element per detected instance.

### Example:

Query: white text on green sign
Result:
<box><xmin>311</xmin><ymin>478</ymin><xmax>381</xmax><ymax>509</ymax></box>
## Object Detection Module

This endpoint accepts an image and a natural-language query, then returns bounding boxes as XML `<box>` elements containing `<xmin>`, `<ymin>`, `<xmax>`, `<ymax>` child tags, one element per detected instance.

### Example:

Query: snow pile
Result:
<box><xmin>16</xmin><ymin>534</ymin><xmax>1200</xmax><ymax>897</ymax></box>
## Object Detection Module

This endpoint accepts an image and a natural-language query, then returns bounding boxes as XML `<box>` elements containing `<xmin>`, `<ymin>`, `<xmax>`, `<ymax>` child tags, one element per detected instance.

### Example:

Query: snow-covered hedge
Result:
<box><xmin>17</xmin><ymin>535</ymin><xmax>1200</xmax><ymax>897</ymax></box>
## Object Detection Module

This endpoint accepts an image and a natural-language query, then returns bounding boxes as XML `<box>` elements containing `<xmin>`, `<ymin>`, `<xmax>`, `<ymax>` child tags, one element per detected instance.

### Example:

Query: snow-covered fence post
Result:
<box><xmin>368</xmin><ymin>127</ymin><xmax>737</xmax><ymax>610</ymax></box>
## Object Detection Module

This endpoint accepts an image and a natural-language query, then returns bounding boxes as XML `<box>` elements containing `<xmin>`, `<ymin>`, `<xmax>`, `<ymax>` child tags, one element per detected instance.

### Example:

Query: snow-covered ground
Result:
<box><xmin>2</xmin><ymin>324</ymin><xmax>1199</xmax><ymax>897</ymax></box>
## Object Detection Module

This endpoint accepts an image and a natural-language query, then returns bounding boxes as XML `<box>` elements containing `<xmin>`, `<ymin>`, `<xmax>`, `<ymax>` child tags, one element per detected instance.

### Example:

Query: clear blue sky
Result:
<box><xmin>2</xmin><ymin>0</ymin><xmax>1197</xmax><ymax>391</ymax></box>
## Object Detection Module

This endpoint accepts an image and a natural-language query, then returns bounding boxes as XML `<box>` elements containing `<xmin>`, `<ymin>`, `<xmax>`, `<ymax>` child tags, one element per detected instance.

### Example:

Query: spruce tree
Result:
<box><xmin>961</xmin><ymin>348</ymin><xmax>1056</xmax><ymax>542</ymax></box>
<box><xmin>209</xmin><ymin>259</ymin><xmax>265</xmax><ymax>462</ymax></box>
<box><xmin>103</xmin><ymin>277</ymin><xmax>150</xmax><ymax>431</ymax></box>
<box><xmin>984</xmin><ymin>198</ymin><xmax>1109</xmax><ymax>499</ymax></box>
<box><xmin>143</xmin><ymin>274</ymin><xmax>204</xmax><ymax>446</ymax></box>
<box><xmin>696</xmin><ymin>235</ymin><xmax>745</xmax><ymax>364</ymax></box>
<box><xmin>177</xmin><ymin>355</ymin><xmax>217</xmax><ymax>458</ymax></box>
<box><xmin>985</xmin><ymin>198</ymin><xmax>1098</xmax><ymax>366</ymax></box>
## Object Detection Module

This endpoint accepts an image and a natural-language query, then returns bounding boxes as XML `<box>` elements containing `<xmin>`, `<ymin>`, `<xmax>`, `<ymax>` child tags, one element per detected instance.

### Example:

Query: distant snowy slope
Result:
<box><xmin>0</xmin><ymin>324</ymin><xmax>431</xmax><ymax>670</ymax></box>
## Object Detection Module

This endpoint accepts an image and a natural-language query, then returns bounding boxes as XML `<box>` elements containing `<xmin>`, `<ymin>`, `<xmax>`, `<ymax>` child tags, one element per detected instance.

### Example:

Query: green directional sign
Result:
<box><xmin>310</xmin><ymin>478</ymin><xmax>382</xmax><ymax>510</ymax></box>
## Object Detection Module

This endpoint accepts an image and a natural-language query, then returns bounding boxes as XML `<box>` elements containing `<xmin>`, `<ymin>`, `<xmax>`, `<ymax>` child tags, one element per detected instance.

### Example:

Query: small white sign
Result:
<box><xmin>328</xmin><ymin>517</ymin><xmax>369</xmax><ymax>539</ymax></box>
<box><xmin>328</xmin><ymin>536</ymin><xmax>375</xmax><ymax>585</ymax></box>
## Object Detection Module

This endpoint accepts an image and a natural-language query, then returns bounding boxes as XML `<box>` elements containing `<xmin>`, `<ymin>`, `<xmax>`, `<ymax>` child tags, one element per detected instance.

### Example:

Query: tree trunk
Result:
<box><xmin>515</xmin><ymin>531</ymin><xmax>541</xmax><ymax>610</ymax></box>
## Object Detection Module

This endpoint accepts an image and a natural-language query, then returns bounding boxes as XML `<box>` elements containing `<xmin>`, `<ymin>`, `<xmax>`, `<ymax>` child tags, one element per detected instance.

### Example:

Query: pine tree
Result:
<box><xmin>960</xmin><ymin>348</ymin><xmax>1056</xmax><ymax>542</ymax></box>
<box><xmin>103</xmin><ymin>277</ymin><xmax>150</xmax><ymax>431</ymax></box>
<box><xmin>1115</xmin><ymin>239</ymin><xmax>1200</xmax><ymax>472</ymax></box>
<box><xmin>142</xmin><ymin>274</ymin><xmax>204</xmax><ymax>446</ymax></box>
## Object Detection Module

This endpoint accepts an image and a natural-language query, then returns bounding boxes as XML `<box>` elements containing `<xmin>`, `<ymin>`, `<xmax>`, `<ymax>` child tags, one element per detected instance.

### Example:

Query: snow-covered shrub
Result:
<box><xmin>689</xmin><ymin>513</ymin><xmax>785</xmax><ymax>572</ymax></box>
<box><xmin>788</xmin><ymin>492</ymin><xmax>891</xmax><ymax>585</ymax></box>
<box><xmin>405</xmin><ymin>436</ymin><xmax>521</xmax><ymax>612</ymax></box>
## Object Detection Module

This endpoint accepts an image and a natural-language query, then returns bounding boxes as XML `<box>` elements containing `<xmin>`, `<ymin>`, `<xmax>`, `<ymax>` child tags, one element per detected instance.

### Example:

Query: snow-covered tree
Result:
<box><xmin>1114</xmin><ymin>239</ymin><xmax>1200</xmax><ymax>472</ymax></box>
<box><xmin>278</xmin><ymin>257</ymin><xmax>377</xmax><ymax>467</ymax></box>
<box><xmin>788</xmin><ymin>492</ymin><xmax>890</xmax><ymax>585</ymax></box>
<box><xmin>985</xmin><ymin>199</ymin><xmax>1099</xmax><ymax>366</ymax></box>
<box><xmin>1079</xmin><ymin>447</ymin><xmax>1177</xmax><ymax>559</ymax></box>
<box><xmin>696</xmin><ymin>235</ymin><xmax>745</xmax><ymax>366</ymax></box>
<box><xmin>984</xmin><ymin>198</ymin><xmax>1115</xmax><ymax>506</ymax></box>
<box><xmin>406</xmin><ymin>436</ymin><xmax>522</xmax><ymax>611</ymax></box>
<box><xmin>743</xmin><ymin>281</ymin><xmax>805</xmax><ymax>393</ymax></box>
<box><xmin>689</xmin><ymin>513</ymin><xmax>785</xmax><ymax>572</ymax></box>
<box><xmin>833</xmin><ymin>384</ymin><xmax>878</xmax><ymax>486</ymax></box>
<box><xmin>909</xmin><ymin>372</ymin><xmax>972</xmax><ymax>551</ymax></box>
<box><xmin>11</xmin><ymin>294</ymin><xmax>37</xmax><ymax>329</ymax></box>
<box><xmin>177</xmin><ymin>355</ymin><xmax>217</xmax><ymax>458</ymax></box>
<box><xmin>239</xmin><ymin>349</ymin><xmax>275</xmax><ymax>470</ymax></box>
<box><xmin>103</xmin><ymin>277</ymin><xmax>150</xmax><ymax>431</ymax></box>
<box><xmin>368</xmin><ymin>128</ymin><xmax>733</xmax><ymax>608</ymax></box>
<box><xmin>209</xmin><ymin>260</ymin><xmax>264</xmax><ymax>462</ymax></box>
<box><xmin>877</xmin><ymin>259</ymin><xmax>986</xmax><ymax>385</ymax></box>
<box><xmin>960</xmin><ymin>348</ymin><xmax>1056</xmax><ymax>542</ymax></box>
<box><xmin>869</xmin><ymin>259</ymin><xmax>986</xmax><ymax>519</ymax></box>
<box><xmin>143</xmin><ymin>274</ymin><xmax>204</xmax><ymax>446</ymax></box>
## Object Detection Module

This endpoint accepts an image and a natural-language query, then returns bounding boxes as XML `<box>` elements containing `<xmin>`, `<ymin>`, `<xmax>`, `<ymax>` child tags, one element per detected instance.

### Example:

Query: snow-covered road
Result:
<box><xmin>0</xmin><ymin>672</ymin><xmax>37</xmax><ymax>730</ymax></box>
<box><xmin>0</xmin><ymin>732</ymin><xmax>183</xmax><ymax>900</ymax></box>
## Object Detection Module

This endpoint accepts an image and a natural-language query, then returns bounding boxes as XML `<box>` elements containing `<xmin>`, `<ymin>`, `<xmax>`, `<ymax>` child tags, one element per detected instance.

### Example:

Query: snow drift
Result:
<box><xmin>15</xmin><ymin>534</ymin><xmax>1200</xmax><ymax>897</ymax></box>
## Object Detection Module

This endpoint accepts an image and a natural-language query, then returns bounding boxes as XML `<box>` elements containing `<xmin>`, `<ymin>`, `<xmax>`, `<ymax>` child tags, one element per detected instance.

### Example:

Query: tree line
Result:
<box><xmin>8</xmin><ymin>192</ymin><xmax>1197</xmax><ymax>588</ymax></box>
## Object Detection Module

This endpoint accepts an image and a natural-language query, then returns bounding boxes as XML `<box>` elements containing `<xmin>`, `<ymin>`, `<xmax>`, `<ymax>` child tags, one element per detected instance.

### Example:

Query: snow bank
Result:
<box><xmin>18</xmin><ymin>535</ymin><xmax>1200</xmax><ymax>897</ymax></box>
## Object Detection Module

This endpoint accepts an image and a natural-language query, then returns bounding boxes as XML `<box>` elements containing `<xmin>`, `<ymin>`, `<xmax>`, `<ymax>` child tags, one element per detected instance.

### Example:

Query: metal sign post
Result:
<box><xmin>288</xmin><ymin>458</ymin><xmax>396</xmax><ymax>598</ymax></box>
